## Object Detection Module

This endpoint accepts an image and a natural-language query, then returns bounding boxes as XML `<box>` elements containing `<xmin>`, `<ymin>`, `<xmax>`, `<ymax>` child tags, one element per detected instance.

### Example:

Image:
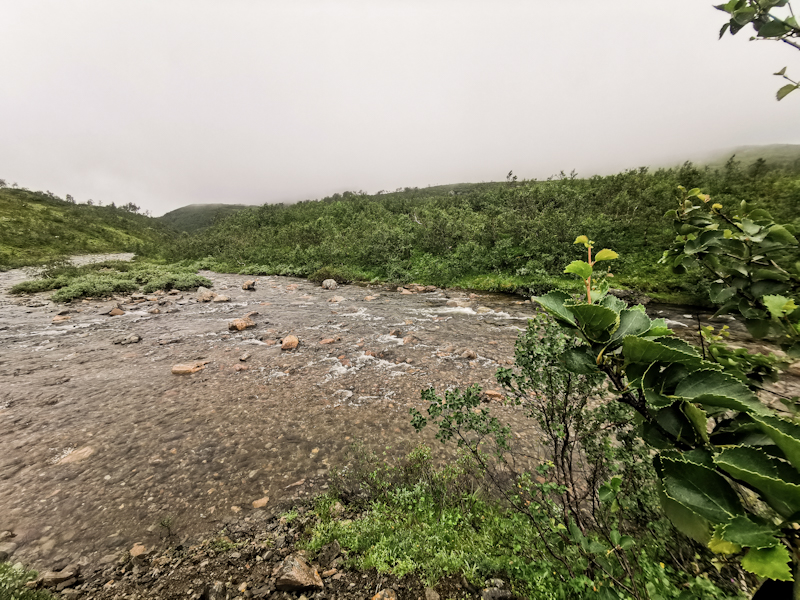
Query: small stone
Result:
<box><xmin>129</xmin><ymin>543</ymin><xmax>147</xmax><ymax>557</ymax></box>
<box><xmin>42</xmin><ymin>564</ymin><xmax>79</xmax><ymax>587</ymax></box>
<box><xmin>113</xmin><ymin>334</ymin><xmax>140</xmax><ymax>345</ymax></box>
<box><xmin>52</xmin><ymin>315</ymin><xmax>71</xmax><ymax>323</ymax></box>
<box><xmin>196</xmin><ymin>287</ymin><xmax>217</xmax><ymax>302</ymax></box>
<box><xmin>460</xmin><ymin>349</ymin><xmax>477</xmax><ymax>360</ymax></box>
<box><xmin>229</xmin><ymin>317</ymin><xmax>256</xmax><ymax>331</ymax></box>
<box><xmin>389</xmin><ymin>329</ymin><xmax>403</xmax><ymax>337</ymax></box>
<box><xmin>252</xmin><ymin>496</ymin><xmax>269</xmax><ymax>509</ymax></box>
<box><xmin>327</xmin><ymin>296</ymin><xmax>345</xmax><ymax>303</ymax></box>
<box><xmin>148</xmin><ymin>307</ymin><xmax>160</xmax><ymax>314</ymax></box>
<box><xmin>239</xmin><ymin>353</ymin><xmax>251</xmax><ymax>361</ymax></box>
<box><xmin>234</xmin><ymin>364</ymin><xmax>249</xmax><ymax>372</ymax></box>
<box><xmin>171</xmin><ymin>361</ymin><xmax>208</xmax><ymax>375</ymax></box>
<box><xmin>281</xmin><ymin>335</ymin><xmax>299</xmax><ymax>351</ymax></box>
<box><xmin>364</xmin><ymin>295</ymin><xmax>378</xmax><ymax>301</ymax></box>
<box><xmin>476</xmin><ymin>306</ymin><xmax>492</xmax><ymax>314</ymax></box>
<box><xmin>788</xmin><ymin>361</ymin><xmax>800</xmax><ymax>377</ymax></box>
<box><xmin>322</xmin><ymin>569</ymin><xmax>337</xmax><ymax>578</ymax></box>
<box><xmin>321</xmin><ymin>279</ymin><xmax>338</xmax><ymax>290</ymax></box>
<box><xmin>242</xmin><ymin>280</ymin><xmax>258</xmax><ymax>291</ymax></box>
<box><xmin>108</xmin><ymin>307</ymin><xmax>125</xmax><ymax>316</ymax></box>
<box><xmin>400</xmin><ymin>289</ymin><xmax>413</xmax><ymax>295</ymax></box>
<box><xmin>372</xmin><ymin>589</ymin><xmax>397</xmax><ymax>600</ymax></box>
<box><xmin>483</xmin><ymin>390</ymin><xmax>503</xmax><ymax>402</ymax></box>
<box><xmin>320</xmin><ymin>338</ymin><xmax>335</xmax><ymax>345</ymax></box>
<box><xmin>273</xmin><ymin>554</ymin><xmax>324</xmax><ymax>590</ymax></box>
<box><xmin>425</xmin><ymin>588</ymin><xmax>440</xmax><ymax>600</ymax></box>
<box><xmin>402</xmin><ymin>335</ymin><xmax>416</xmax><ymax>345</ymax></box>
<box><xmin>211</xmin><ymin>295</ymin><xmax>231</xmax><ymax>302</ymax></box>
<box><xmin>317</xmin><ymin>539</ymin><xmax>340</xmax><ymax>567</ymax></box>
<box><xmin>58</xmin><ymin>446</ymin><xmax>94</xmax><ymax>464</ymax></box>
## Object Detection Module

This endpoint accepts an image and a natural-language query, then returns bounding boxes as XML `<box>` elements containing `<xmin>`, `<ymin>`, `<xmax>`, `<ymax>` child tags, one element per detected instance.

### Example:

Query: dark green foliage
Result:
<box><xmin>10</xmin><ymin>260</ymin><xmax>211</xmax><ymax>302</ymax></box>
<box><xmin>0</xmin><ymin>563</ymin><xmax>54</xmax><ymax>600</ymax></box>
<box><xmin>0</xmin><ymin>187</ymin><xmax>174</xmax><ymax>269</ymax></box>
<box><xmin>157</xmin><ymin>203</ymin><xmax>250</xmax><ymax>233</ymax></box>
<box><xmin>165</xmin><ymin>161</ymin><xmax>800</xmax><ymax>301</ymax></box>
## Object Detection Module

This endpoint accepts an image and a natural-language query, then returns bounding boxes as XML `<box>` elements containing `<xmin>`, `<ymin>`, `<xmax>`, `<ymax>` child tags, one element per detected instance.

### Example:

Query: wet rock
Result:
<box><xmin>317</xmin><ymin>539</ymin><xmax>340</xmax><ymax>568</ymax></box>
<box><xmin>112</xmin><ymin>334</ymin><xmax>140</xmax><ymax>345</ymax></box>
<box><xmin>446</xmin><ymin>299</ymin><xmax>469</xmax><ymax>307</ymax></box>
<box><xmin>148</xmin><ymin>307</ymin><xmax>161</xmax><ymax>314</ymax></box>
<box><xmin>0</xmin><ymin>541</ymin><xmax>17</xmax><ymax>561</ymax></box>
<box><xmin>129</xmin><ymin>543</ymin><xmax>147</xmax><ymax>557</ymax></box>
<box><xmin>281</xmin><ymin>335</ymin><xmax>299</xmax><ymax>351</ymax></box>
<box><xmin>460</xmin><ymin>349</ymin><xmax>477</xmax><ymax>359</ymax></box>
<box><xmin>52</xmin><ymin>315</ymin><xmax>71</xmax><ymax>323</ymax></box>
<box><xmin>273</xmin><ymin>554</ymin><xmax>324</xmax><ymax>591</ymax></box>
<box><xmin>58</xmin><ymin>446</ymin><xmax>95</xmax><ymax>464</ymax></box>
<box><xmin>229</xmin><ymin>317</ymin><xmax>256</xmax><ymax>331</ymax></box>
<box><xmin>399</xmin><ymin>288</ymin><xmax>413</xmax><ymax>295</ymax></box>
<box><xmin>42</xmin><ymin>564</ymin><xmax>80</xmax><ymax>587</ymax></box>
<box><xmin>242</xmin><ymin>280</ymin><xmax>258</xmax><ymax>291</ymax></box>
<box><xmin>172</xmin><ymin>361</ymin><xmax>208</xmax><ymax>375</ymax></box>
<box><xmin>389</xmin><ymin>329</ymin><xmax>403</xmax><ymax>337</ymax></box>
<box><xmin>373</xmin><ymin>589</ymin><xmax>397</xmax><ymax>600</ymax></box>
<box><xmin>476</xmin><ymin>306</ymin><xmax>492</xmax><ymax>314</ymax></box>
<box><xmin>320</xmin><ymin>338</ymin><xmax>335</xmax><ymax>345</ymax></box>
<box><xmin>321</xmin><ymin>279</ymin><xmax>338</xmax><ymax>290</ymax></box>
<box><xmin>211</xmin><ymin>295</ymin><xmax>231</xmax><ymax>303</ymax></box>
<box><xmin>196</xmin><ymin>287</ymin><xmax>217</xmax><ymax>302</ymax></box>
<box><xmin>483</xmin><ymin>390</ymin><xmax>503</xmax><ymax>402</ymax></box>
<box><xmin>327</xmin><ymin>296</ymin><xmax>345</xmax><ymax>303</ymax></box>
<box><xmin>364</xmin><ymin>295</ymin><xmax>379</xmax><ymax>301</ymax></box>
<box><xmin>208</xmin><ymin>581</ymin><xmax>227</xmax><ymax>600</ymax></box>
<box><xmin>239</xmin><ymin>353</ymin><xmax>251</xmax><ymax>362</ymax></box>
<box><xmin>108</xmin><ymin>307</ymin><xmax>125</xmax><ymax>316</ymax></box>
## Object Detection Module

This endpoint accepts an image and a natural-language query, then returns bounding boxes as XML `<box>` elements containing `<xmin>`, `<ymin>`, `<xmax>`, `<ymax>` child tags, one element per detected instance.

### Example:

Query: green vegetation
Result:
<box><xmin>9</xmin><ymin>260</ymin><xmax>210</xmax><ymax>302</ymax></box>
<box><xmin>0</xmin><ymin>563</ymin><xmax>53</xmax><ymax>600</ymax></box>
<box><xmin>0</xmin><ymin>186</ymin><xmax>174</xmax><ymax>270</ymax></box>
<box><xmin>166</xmin><ymin>160</ymin><xmax>800</xmax><ymax>303</ymax></box>
<box><xmin>157</xmin><ymin>203</ymin><xmax>250</xmax><ymax>233</ymax></box>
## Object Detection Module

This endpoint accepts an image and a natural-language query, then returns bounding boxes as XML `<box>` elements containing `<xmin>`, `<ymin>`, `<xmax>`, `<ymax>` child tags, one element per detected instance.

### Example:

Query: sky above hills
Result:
<box><xmin>2</xmin><ymin>1</ymin><xmax>800</xmax><ymax>216</ymax></box>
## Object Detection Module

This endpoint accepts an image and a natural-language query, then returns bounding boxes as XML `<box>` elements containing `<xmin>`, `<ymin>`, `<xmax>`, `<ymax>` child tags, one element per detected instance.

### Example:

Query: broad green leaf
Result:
<box><xmin>656</xmin><ymin>478</ymin><xmax>711</xmax><ymax>544</ymax></box>
<box><xmin>608</xmin><ymin>308</ymin><xmax>651</xmax><ymax>344</ymax></box>
<box><xmin>777</xmin><ymin>83</ymin><xmax>798</xmax><ymax>101</ymax></box>
<box><xmin>708</xmin><ymin>529</ymin><xmax>741</xmax><ymax>555</ymax></box>
<box><xmin>656</xmin><ymin>454</ymin><xmax>743</xmax><ymax>524</ymax></box>
<box><xmin>715</xmin><ymin>446</ymin><xmax>800</xmax><ymax>519</ymax></box>
<box><xmin>692</xmin><ymin>393</ymin><xmax>771</xmax><ymax>417</ymax></box>
<box><xmin>644</xmin><ymin>388</ymin><xmax>674</xmax><ymax>409</ymax></box>
<box><xmin>758</xmin><ymin>18</ymin><xmax>790</xmax><ymax>37</ymax></box>
<box><xmin>574</xmin><ymin>235</ymin><xmax>589</xmax><ymax>246</ymax></box>
<box><xmin>720</xmin><ymin>515</ymin><xmax>780</xmax><ymax>549</ymax></box>
<box><xmin>763</xmin><ymin>294</ymin><xmax>797</xmax><ymax>318</ymax></box>
<box><xmin>751</xmin><ymin>279</ymin><xmax>790</xmax><ymax>298</ymax></box>
<box><xmin>599</xmin><ymin>294</ymin><xmax>627</xmax><ymax>314</ymax></box>
<box><xmin>534</xmin><ymin>292</ymin><xmax>576</xmax><ymax>326</ymax></box>
<box><xmin>752</xmin><ymin>414</ymin><xmax>800</xmax><ymax>473</ymax></box>
<box><xmin>560</xmin><ymin>348</ymin><xmax>598</xmax><ymax>375</ymax></box>
<box><xmin>741</xmin><ymin>545</ymin><xmax>793</xmax><ymax>581</ymax></box>
<box><xmin>623</xmin><ymin>337</ymin><xmax>703</xmax><ymax>367</ymax></box>
<box><xmin>570</xmin><ymin>304</ymin><xmax>619</xmax><ymax>340</ymax></box>
<box><xmin>594</xmin><ymin>248</ymin><xmax>618</xmax><ymax>262</ymax></box>
<box><xmin>744</xmin><ymin>318</ymin><xmax>777</xmax><ymax>339</ymax></box>
<box><xmin>682</xmin><ymin>402</ymin><xmax>709</xmax><ymax>443</ymax></box>
<box><xmin>564</xmin><ymin>260</ymin><xmax>592</xmax><ymax>280</ymax></box>
<box><xmin>675</xmin><ymin>369</ymin><xmax>759</xmax><ymax>405</ymax></box>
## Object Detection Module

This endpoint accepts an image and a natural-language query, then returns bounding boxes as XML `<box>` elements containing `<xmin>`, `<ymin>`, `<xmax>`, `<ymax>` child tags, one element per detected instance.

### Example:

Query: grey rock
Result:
<box><xmin>425</xmin><ymin>589</ymin><xmax>440</xmax><ymax>600</ymax></box>
<box><xmin>482</xmin><ymin>588</ymin><xmax>511</xmax><ymax>600</ymax></box>
<box><xmin>317</xmin><ymin>539</ymin><xmax>340</xmax><ymax>567</ymax></box>
<box><xmin>273</xmin><ymin>554</ymin><xmax>324</xmax><ymax>591</ymax></box>
<box><xmin>0</xmin><ymin>541</ymin><xmax>17</xmax><ymax>561</ymax></box>
<box><xmin>208</xmin><ymin>581</ymin><xmax>227</xmax><ymax>600</ymax></box>
<box><xmin>321</xmin><ymin>279</ymin><xmax>338</xmax><ymax>290</ymax></box>
<box><xmin>112</xmin><ymin>334</ymin><xmax>140</xmax><ymax>345</ymax></box>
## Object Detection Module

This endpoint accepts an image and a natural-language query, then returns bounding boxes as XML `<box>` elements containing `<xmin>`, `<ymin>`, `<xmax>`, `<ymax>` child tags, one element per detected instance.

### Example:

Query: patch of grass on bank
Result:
<box><xmin>0</xmin><ymin>563</ymin><xmax>53</xmax><ymax>600</ymax></box>
<box><xmin>10</xmin><ymin>259</ymin><xmax>210</xmax><ymax>302</ymax></box>
<box><xmin>300</xmin><ymin>446</ymin><xmax>740</xmax><ymax>600</ymax></box>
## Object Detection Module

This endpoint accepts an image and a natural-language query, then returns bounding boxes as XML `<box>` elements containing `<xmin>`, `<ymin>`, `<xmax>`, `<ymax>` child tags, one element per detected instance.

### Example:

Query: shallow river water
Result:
<box><xmin>0</xmin><ymin>257</ymin><xmax>793</xmax><ymax>570</ymax></box>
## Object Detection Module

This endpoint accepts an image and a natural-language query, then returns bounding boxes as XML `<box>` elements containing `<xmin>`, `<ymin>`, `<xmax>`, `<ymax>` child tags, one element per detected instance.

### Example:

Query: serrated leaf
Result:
<box><xmin>682</xmin><ymin>402</ymin><xmax>710</xmax><ymax>443</ymax></box>
<box><xmin>608</xmin><ymin>308</ymin><xmax>651</xmax><ymax>345</ymax></box>
<box><xmin>715</xmin><ymin>446</ymin><xmax>800</xmax><ymax>519</ymax></box>
<box><xmin>656</xmin><ymin>478</ymin><xmax>711</xmax><ymax>544</ymax></box>
<box><xmin>752</xmin><ymin>414</ymin><xmax>800</xmax><ymax>473</ymax></box>
<box><xmin>623</xmin><ymin>337</ymin><xmax>703</xmax><ymax>367</ymax></box>
<box><xmin>535</xmin><ymin>292</ymin><xmax>576</xmax><ymax>326</ymax></box>
<box><xmin>675</xmin><ymin>369</ymin><xmax>759</xmax><ymax>406</ymax></box>
<box><xmin>600</xmin><ymin>294</ymin><xmax>627</xmax><ymax>314</ymax></box>
<box><xmin>741</xmin><ymin>545</ymin><xmax>793</xmax><ymax>581</ymax></box>
<box><xmin>692</xmin><ymin>393</ymin><xmax>771</xmax><ymax>417</ymax></box>
<box><xmin>594</xmin><ymin>248</ymin><xmax>618</xmax><ymax>262</ymax></box>
<box><xmin>564</xmin><ymin>260</ymin><xmax>592</xmax><ymax>280</ymax></box>
<box><xmin>709</xmin><ymin>528</ymin><xmax>742</xmax><ymax>555</ymax></box>
<box><xmin>656</xmin><ymin>454</ymin><xmax>743</xmax><ymax>524</ymax></box>
<box><xmin>763</xmin><ymin>294</ymin><xmax>797</xmax><ymax>318</ymax></box>
<box><xmin>720</xmin><ymin>515</ymin><xmax>780</xmax><ymax>549</ymax></box>
<box><xmin>570</xmin><ymin>304</ymin><xmax>619</xmax><ymax>340</ymax></box>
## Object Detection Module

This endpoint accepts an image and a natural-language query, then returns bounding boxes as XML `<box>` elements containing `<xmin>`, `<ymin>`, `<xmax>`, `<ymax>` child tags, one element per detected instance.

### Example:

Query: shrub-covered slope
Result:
<box><xmin>0</xmin><ymin>187</ymin><xmax>174</xmax><ymax>269</ymax></box>
<box><xmin>157</xmin><ymin>203</ymin><xmax>250</xmax><ymax>233</ymax></box>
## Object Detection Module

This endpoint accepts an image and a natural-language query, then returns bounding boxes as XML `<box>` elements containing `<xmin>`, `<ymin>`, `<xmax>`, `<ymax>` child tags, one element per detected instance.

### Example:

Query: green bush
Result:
<box><xmin>0</xmin><ymin>562</ymin><xmax>53</xmax><ymax>600</ymax></box>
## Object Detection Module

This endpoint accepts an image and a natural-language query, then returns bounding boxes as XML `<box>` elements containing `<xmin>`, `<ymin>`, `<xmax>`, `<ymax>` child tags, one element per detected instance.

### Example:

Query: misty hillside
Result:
<box><xmin>695</xmin><ymin>143</ymin><xmax>800</xmax><ymax>171</ymax></box>
<box><xmin>0</xmin><ymin>186</ymin><xmax>174</xmax><ymax>269</ymax></box>
<box><xmin>158</xmin><ymin>203</ymin><xmax>251</xmax><ymax>233</ymax></box>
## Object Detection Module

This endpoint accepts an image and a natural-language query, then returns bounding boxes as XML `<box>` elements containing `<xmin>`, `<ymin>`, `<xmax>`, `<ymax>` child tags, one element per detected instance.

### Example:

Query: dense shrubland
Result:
<box><xmin>167</xmin><ymin>159</ymin><xmax>800</xmax><ymax>303</ymax></box>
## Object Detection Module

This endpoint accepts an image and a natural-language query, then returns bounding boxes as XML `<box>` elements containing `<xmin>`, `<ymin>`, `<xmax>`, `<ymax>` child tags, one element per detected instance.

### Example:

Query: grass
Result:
<box><xmin>0</xmin><ymin>562</ymin><xmax>53</xmax><ymax>600</ymax></box>
<box><xmin>10</xmin><ymin>259</ymin><xmax>211</xmax><ymax>302</ymax></box>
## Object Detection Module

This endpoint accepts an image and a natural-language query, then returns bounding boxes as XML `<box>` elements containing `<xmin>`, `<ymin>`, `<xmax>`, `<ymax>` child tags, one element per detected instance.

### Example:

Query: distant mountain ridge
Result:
<box><xmin>692</xmin><ymin>143</ymin><xmax>800</xmax><ymax>170</ymax></box>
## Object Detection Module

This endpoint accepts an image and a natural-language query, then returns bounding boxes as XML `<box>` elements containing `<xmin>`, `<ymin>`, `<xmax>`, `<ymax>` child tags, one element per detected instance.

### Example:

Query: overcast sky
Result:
<box><xmin>2</xmin><ymin>1</ymin><xmax>799</xmax><ymax>216</ymax></box>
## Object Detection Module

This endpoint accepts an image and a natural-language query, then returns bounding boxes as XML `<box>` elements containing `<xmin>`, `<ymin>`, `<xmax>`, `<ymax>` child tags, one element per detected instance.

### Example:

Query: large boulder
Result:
<box><xmin>321</xmin><ymin>279</ymin><xmax>338</xmax><ymax>290</ymax></box>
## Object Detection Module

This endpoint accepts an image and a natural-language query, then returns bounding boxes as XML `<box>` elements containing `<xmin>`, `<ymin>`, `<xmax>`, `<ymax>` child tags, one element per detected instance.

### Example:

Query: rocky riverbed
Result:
<box><xmin>1</xmin><ymin>255</ymin><xmax>797</xmax><ymax>599</ymax></box>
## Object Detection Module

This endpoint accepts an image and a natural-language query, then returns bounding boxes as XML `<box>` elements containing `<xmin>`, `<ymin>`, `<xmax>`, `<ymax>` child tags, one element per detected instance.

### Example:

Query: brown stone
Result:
<box><xmin>364</xmin><ymin>295</ymin><xmax>378</xmax><ymax>301</ymax></box>
<box><xmin>252</xmin><ymin>496</ymin><xmax>269</xmax><ymax>509</ymax></box>
<box><xmin>281</xmin><ymin>335</ymin><xmax>299</xmax><ymax>351</ymax></box>
<box><xmin>286</xmin><ymin>284</ymin><xmax>299</xmax><ymax>291</ymax></box>
<box><xmin>402</xmin><ymin>335</ymin><xmax>417</xmax><ymax>345</ymax></box>
<box><xmin>373</xmin><ymin>590</ymin><xmax>398</xmax><ymax>600</ymax></box>
<box><xmin>148</xmin><ymin>308</ymin><xmax>160</xmax><ymax>314</ymax></box>
<box><xmin>460</xmin><ymin>349</ymin><xmax>477</xmax><ymax>360</ymax></box>
<box><xmin>788</xmin><ymin>361</ymin><xmax>800</xmax><ymax>377</ymax></box>
<box><xmin>242</xmin><ymin>280</ymin><xmax>258</xmax><ymax>290</ymax></box>
<box><xmin>52</xmin><ymin>315</ymin><xmax>71</xmax><ymax>323</ymax></box>
<box><xmin>171</xmin><ymin>361</ymin><xmax>208</xmax><ymax>375</ymax></box>
<box><xmin>273</xmin><ymin>554</ymin><xmax>324</xmax><ymax>591</ymax></box>
<box><xmin>320</xmin><ymin>338</ymin><xmax>335</xmax><ymax>345</ymax></box>
<box><xmin>400</xmin><ymin>289</ymin><xmax>413</xmax><ymax>295</ymax></box>
<box><xmin>58</xmin><ymin>446</ymin><xmax>95</xmax><ymax>464</ymax></box>
<box><xmin>42</xmin><ymin>565</ymin><xmax>79</xmax><ymax>587</ymax></box>
<box><xmin>322</xmin><ymin>569</ymin><xmax>337</xmax><ymax>578</ymax></box>
<box><xmin>389</xmin><ymin>329</ymin><xmax>403</xmax><ymax>337</ymax></box>
<box><xmin>327</xmin><ymin>296</ymin><xmax>345</xmax><ymax>303</ymax></box>
<box><xmin>108</xmin><ymin>307</ymin><xmax>124</xmax><ymax>316</ymax></box>
<box><xmin>211</xmin><ymin>295</ymin><xmax>231</xmax><ymax>302</ymax></box>
<box><xmin>129</xmin><ymin>543</ymin><xmax>147</xmax><ymax>557</ymax></box>
<box><xmin>483</xmin><ymin>390</ymin><xmax>504</xmax><ymax>402</ymax></box>
<box><xmin>228</xmin><ymin>317</ymin><xmax>255</xmax><ymax>331</ymax></box>
<box><xmin>234</xmin><ymin>364</ymin><xmax>249</xmax><ymax>372</ymax></box>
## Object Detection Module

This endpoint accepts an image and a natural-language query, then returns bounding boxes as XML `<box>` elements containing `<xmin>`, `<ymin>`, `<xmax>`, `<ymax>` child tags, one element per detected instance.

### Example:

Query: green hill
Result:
<box><xmin>0</xmin><ymin>186</ymin><xmax>175</xmax><ymax>270</ymax></box>
<box><xmin>158</xmin><ymin>203</ymin><xmax>250</xmax><ymax>233</ymax></box>
<box><xmin>694</xmin><ymin>143</ymin><xmax>800</xmax><ymax>171</ymax></box>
